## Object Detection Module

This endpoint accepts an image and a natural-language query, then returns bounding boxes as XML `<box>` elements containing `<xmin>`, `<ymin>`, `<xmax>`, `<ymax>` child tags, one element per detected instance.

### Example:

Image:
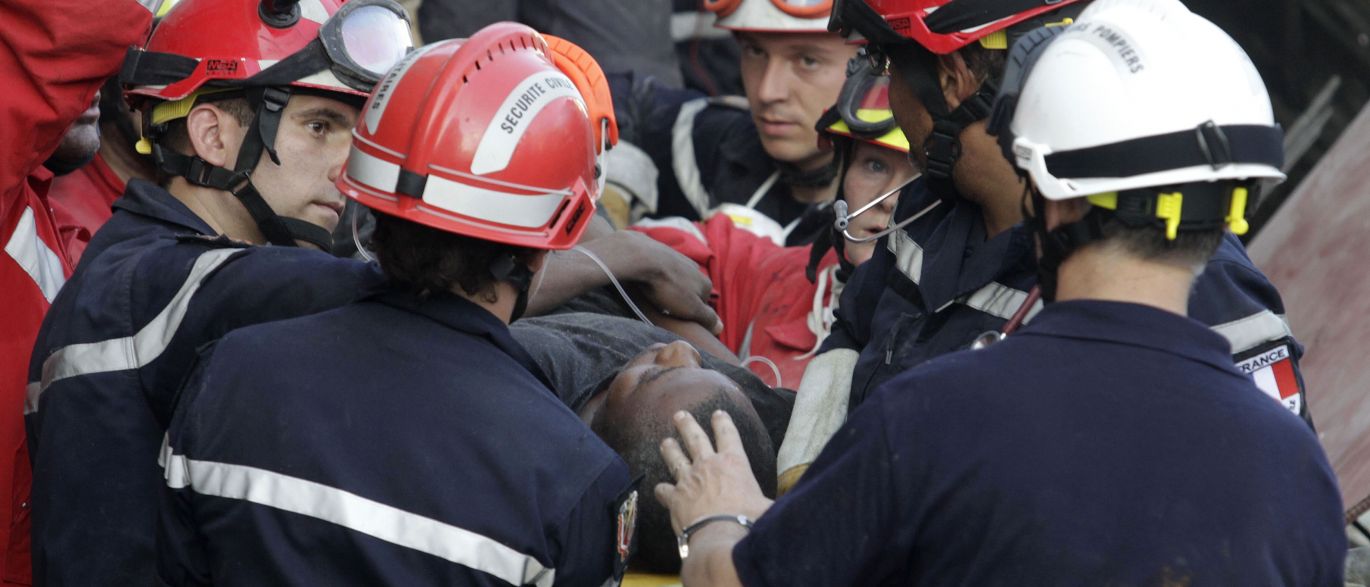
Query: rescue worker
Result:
<box><xmin>159</xmin><ymin>26</ymin><xmax>636</xmax><ymax>585</ymax></box>
<box><xmin>25</xmin><ymin>0</ymin><xmax>414</xmax><ymax>582</ymax></box>
<box><xmin>0</xmin><ymin>0</ymin><xmax>157</xmax><ymax>582</ymax></box>
<box><xmin>776</xmin><ymin>0</ymin><xmax>1314</xmax><ymax>490</ymax></box>
<box><xmin>655</xmin><ymin>2</ymin><xmax>1347</xmax><ymax>583</ymax></box>
<box><xmin>608</xmin><ymin>0</ymin><xmax>858</xmax><ymax>245</ymax></box>
<box><xmin>633</xmin><ymin>64</ymin><xmax>920</xmax><ymax>388</ymax></box>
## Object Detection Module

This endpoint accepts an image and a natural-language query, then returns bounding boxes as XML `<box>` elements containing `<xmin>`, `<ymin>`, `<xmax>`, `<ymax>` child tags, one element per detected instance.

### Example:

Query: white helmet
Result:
<box><xmin>706</xmin><ymin>0</ymin><xmax>831</xmax><ymax>33</ymax></box>
<box><xmin>994</xmin><ymin>0</ymin><xmax>1285</xmax><ymax>208</ymax></box>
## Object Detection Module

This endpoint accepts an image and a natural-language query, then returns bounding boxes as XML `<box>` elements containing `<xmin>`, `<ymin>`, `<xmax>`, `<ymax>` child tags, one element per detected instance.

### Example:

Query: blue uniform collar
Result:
<box><xmin>906</xmin><ymin>196</ymin><xmax>1036</xmax><ymax>312</ymax></box>
<box><xmin>1016</xmin><ymin>300</ymin><xmax>1236</xmax><ymax>373</ymax></box>
<box><xmin>114</xmin><ymin>179</ymin><xmax>218</xmax><ymax>236</ymax></box>
<box><xmin>370</xmin><ymin>288</ymin><xmax>554</xmax><ymax>390</ymax></box>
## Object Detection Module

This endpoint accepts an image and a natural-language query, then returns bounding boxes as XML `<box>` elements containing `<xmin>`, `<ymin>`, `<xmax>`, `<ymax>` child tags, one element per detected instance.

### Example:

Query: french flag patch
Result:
<box><xmin>1236</xmin><ymin>344</ymin><xmax>1301</xmax><ymax>415</ymax></box>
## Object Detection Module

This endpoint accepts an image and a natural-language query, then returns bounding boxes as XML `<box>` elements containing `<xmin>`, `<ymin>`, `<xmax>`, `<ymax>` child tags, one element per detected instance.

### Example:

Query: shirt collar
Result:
<box><xmin>113</xmin><ymin>179</ymin><xmax>217</xmax><ymax>235</ymax></box>
<box><xmin>1015</xmin><ymin>299</ymin><xmax>1235</xmax><ymax>373</ymax></box>
<box><xmin>370</xmin><ymin>287</ymin><xmax>554</xmax><ymax>390</ymax></box>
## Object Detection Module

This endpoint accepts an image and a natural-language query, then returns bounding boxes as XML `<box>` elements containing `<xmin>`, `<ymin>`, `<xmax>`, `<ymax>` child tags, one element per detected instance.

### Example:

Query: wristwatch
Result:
<box><xmin>676</xmin><ymin>514</ymin><xmax>754</xmax><ymax>560</ymax></box>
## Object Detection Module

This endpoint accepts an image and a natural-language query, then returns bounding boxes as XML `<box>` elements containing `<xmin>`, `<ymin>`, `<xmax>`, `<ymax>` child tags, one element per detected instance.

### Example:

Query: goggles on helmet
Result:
<box><xmin>250</xmin><ymin>0</ymin><xmax>413</xmax><ymax>93</ymax></box>
<box><xmin>705</xmin><ymin>0</ymin><xmax>834</xmax><ymax>19</ymax></box>
<box><xmin>832</xmin><ymin>52</ymin><xmax>896</xmax><ymax>138</ymax></box>
<box><xmin>123</xmin><ymin>0</ymin><xmax>413</xmax><ymax>99</ymax></box>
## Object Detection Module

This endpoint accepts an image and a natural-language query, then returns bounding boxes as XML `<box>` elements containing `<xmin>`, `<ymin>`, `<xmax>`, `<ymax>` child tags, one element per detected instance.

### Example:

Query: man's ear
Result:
<box><xmin>1042</xmin><ymin>197</ymin><xmax>1090</xmax><ymax>232</ymax></box>
<box><xmin>935</xmin><ymin>52</ymin><xmax>980</xmax><ymax>111</ymax></box>
<box><xmin>184</xmin><ymin>104</ymin><xmax>244</xmax><ymax>168</ymax></box>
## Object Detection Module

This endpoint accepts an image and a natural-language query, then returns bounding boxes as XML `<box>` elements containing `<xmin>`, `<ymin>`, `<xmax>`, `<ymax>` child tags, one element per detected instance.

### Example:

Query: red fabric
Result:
<box><xmin>47</xmin><ymin>154</ymin><xmax>124</xmax><ymax>264</ymax></box>
<box><xmin>634</xmin><ymin>216</ymin><xmax>839</xmax><ymax>389</ymax></box>
<box><xmin>0</xmin><ymin>0</ymin><xmax>153</xmax><ymax>582</ymax></box>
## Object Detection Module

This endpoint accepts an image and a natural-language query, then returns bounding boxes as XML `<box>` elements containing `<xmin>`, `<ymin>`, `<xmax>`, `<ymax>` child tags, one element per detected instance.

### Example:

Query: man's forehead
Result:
<box><xmin>288</xmin><ymin>94</ymin><xmax>360</xmax><ymax>122</ymax></box>
<box><xmin>737</xmin><ymin>30</ymin><xmax>852</xmax><ymax>54</ymax></box>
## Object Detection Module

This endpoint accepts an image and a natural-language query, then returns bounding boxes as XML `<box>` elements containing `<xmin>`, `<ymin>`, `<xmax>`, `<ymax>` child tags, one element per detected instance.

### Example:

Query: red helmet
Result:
<box><xmin>121</xmin><ymin>0</ymin><xmax>414</xmax><ymax>251</ymax></box>
<box><xmin>126</xmin><ymin>0</ymin><xmax>413</xmax><ymax>104</ymax></box>
<box><xmin>339</xmin><ymin>24</ymin><xmax>617</xmax><ymax>250</ymax></box>
<box><xmin>829</xmin><ymin>0</ymin><xmax>1085</xmax><ymax>54</ymax></box>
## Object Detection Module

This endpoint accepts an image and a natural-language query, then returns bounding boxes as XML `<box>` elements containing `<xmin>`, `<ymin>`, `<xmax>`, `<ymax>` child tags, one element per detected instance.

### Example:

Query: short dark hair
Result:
<box><xmin>370</xmin><ymin>211</ymin><xmax>535</xmax><ymax>301</ymax></box>
<box><xmin>956</xmin><ymin>42</ymin><xmax>1008</xmax><ymax>84</ymax></box>
<box><xmin>593</xmin><ymin>387</ymin><xmax>776</xmax><ymax>574</ymax></box>
<box><xmin>1094</xmin><ymin>216</ymin><xmax>1224</xmax><ymax>270</ymax></box>
<box><xmin>153</xmin><ymin>97</ymin><xmax>255</xmax><ymax>186</ymax></box>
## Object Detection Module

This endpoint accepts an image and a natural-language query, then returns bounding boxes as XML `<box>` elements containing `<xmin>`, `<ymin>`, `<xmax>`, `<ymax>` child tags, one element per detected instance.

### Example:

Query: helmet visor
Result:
<box><xmin>320</xmin><ymin>0</ymin><xmax>414</xmax><ymax>91</ymax></box>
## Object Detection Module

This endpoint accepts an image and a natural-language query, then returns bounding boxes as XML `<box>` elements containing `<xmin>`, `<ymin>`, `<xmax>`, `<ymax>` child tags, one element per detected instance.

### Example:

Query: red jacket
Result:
<box><xmin>46</xmin><ymin>154</ymin><xmax>125</xmax><ymax>264</ymax></box>
<box><xmin>635</xmin><ymin>215</ymin><xmax>841</xmax><ymax>389</ymax></box>
<box><xmin>0</xmin><ymin>0</ymin><xmax>153</xmax><ymax>582</ymax></box>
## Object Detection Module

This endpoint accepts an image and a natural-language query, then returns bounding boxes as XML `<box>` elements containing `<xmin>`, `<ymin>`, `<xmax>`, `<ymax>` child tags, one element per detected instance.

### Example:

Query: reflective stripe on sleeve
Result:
<box><xmin>956</xmin><ymin>281</ymin><xmax>1043</xmax><ymax>323</ymax></box>
<box><xmin>25</xmin><ymin>248</ymin><xmax>240</xmax><ymax>415</ymax></box>
<box><xmin>1209</xmin><ymin>309</ymin><xmax>1294</xmax><ymax>355</ymax></box>
<box><xmin>5</xmin><ymin>206</ymin><xmax>67</xmax><ymax>303</ymax></box>
<box><xmin>160</xmin><ymin>443</ymin><xmax>555</xmax><ymax>587</ymax></box>
<box><xmin>888</xmin><ymin>229</ymin><xmax>925</xmax><ymax>287</ymax></box>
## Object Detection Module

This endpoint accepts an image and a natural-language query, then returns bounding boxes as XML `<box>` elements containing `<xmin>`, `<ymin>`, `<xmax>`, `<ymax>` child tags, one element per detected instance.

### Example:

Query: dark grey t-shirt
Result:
<box><xmin>511</xmin><ymin>312</ymin><xmax>794</xmax><ymax>447</ymax></box>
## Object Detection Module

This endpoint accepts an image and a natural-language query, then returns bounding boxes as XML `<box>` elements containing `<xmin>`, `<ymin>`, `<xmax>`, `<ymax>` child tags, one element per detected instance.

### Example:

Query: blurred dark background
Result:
<box><xmin>1186</xmin><ymin>0</ymin><xmax>1370</xmax><ymax>239</ymax></box>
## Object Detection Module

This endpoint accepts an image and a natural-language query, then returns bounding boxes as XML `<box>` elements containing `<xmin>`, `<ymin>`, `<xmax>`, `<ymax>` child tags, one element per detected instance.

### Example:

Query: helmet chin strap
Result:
<box><xmin>921</xmin><ymin>79</ymin><xmax>998</xmax><ymax>208</ymax></box>
<box><xmin>1024</xmin><ymin>185</ymin><xmax>1109</xmax><ymax>303</ymax></box>
<box><xmin>151</xmin><ymin>86</ymin><xmax>334</xmax><ymax>251</ymax></box>
<box><xmin>489</xmin><ymin>255</ymin><xmax>535</xmax><ymax>323</ymax></box>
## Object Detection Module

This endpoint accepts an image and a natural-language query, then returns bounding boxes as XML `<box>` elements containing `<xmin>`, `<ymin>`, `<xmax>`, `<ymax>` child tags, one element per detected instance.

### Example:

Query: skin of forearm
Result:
<box><xmin>523</xmin><ymin>232</ymin><xmax>660</xmax><ymax>316</ymax></box>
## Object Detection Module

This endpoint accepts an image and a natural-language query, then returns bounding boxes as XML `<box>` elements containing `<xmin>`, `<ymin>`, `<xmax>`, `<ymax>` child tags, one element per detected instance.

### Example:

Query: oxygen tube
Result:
<box><xmin>831</xmin><ymin>177</ymin><xmax>939</xmax><ymax>244</ymax></box>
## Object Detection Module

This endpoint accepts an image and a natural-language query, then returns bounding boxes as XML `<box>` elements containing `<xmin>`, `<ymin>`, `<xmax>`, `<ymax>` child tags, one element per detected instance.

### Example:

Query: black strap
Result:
<box><xmin>1044</xmin><ymin>123</ymin><xmax>1284</xmax><ymax>179</ymax></box>
<box><xmin>490</xmin><ymin>256</ymin><xmax>535</xmax><ymax>322</ymax></box>
<box><xmin>922</xmin><ymin>79</ymin><xmax>998</xmax><ymax>194</ymax></box>
<box><xmin>925</xmin><ymin>0</ymin><xmax>1066</xmax><ymax>34</ymax></box>
<box><xmin>120</xmin><ymin>47</ymin><xmax>199</xmax><ymax>87</ymax></box>
<box><xmin>234</xmin><ymin>87</ymin><xmax>293</xmax><ymax>171</ymax></box>
<box><xmin>154</xmin><ymin>146</ymin><xmax>250</xmax><ymax>191</ymax></box>
<box><xmin>246</xmin><ymin>38</ymin><xmax>335</xmax><ymax>88</ymax></box>
<box><xmin>278</xmin><ymin>216</ymin><xmax>334</xmax><ymax>250</ymax></box>
<box><xmin>227</xmin><ymin>181</ymin><xmax>298</xmax><ymax>246</ymax></box>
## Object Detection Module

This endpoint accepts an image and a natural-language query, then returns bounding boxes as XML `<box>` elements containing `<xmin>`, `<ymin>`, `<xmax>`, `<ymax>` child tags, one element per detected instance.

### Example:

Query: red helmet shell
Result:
<box><xmin>862</xmin><ymin>0</ymin><xmax>1085</xmax><ymax>54</ymax></box>
<box><xmin>340</xmin><ymin>24</ymin><xmax>603</xmax><ymax>250</ymax></box>
<box><xmin>128</xmin><ymin>0</ymin><xmax>362</xmax><ymax>102</ymax></box>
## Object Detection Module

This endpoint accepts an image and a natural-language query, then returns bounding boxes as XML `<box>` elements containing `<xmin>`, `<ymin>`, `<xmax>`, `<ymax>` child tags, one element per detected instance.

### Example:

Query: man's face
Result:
<box><xmin>841</xmin><ymin>140</ymin><xmax>918</xmax><ymax>265</ymax></box>
<box><xmin>737</xmin><ymin>31</ymin><xmax>857</xmax><ymax>169</ymax></box>
<box><xmin>246</xmin><ymin>93</ymin><xmax>359</xmax><ymax>235</ymax></box>
<box><xmin>44</xmin><ymin>91</ymin><xmax>103</xmax><ymax>175</ymax></box>
<box><xmin>587</xmin><ymin>341</ymin><xmax>747</xmax><ymax>428</ymax></box>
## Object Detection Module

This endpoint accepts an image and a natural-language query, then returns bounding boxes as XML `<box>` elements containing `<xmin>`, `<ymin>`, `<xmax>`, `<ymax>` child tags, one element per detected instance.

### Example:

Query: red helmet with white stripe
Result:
<box><xmin>339</xmin><ymin>24</ymin><xmax>617</xmax><ymax>250</ymax></box>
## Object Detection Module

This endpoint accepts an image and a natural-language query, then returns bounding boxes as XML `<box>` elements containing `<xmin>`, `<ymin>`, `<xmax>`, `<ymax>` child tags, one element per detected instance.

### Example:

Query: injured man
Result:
<box><xmin>510</xmin><ymin>312</ymin><xmax>792</xmax><ymax>576</ymax></box>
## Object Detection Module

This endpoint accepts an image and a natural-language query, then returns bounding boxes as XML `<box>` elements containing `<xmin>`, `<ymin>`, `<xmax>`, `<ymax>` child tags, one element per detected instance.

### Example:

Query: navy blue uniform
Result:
<box><xmin>25</xmin><ymin>179</ymin><xmax>382</xmax><ymax>585</ymax></box>
<box><xmin>738</xmin><ymin>300</ymin><xmax>1346</xmax><ymax>586</ymax></box>
<box><xmin>158</xmin><ymin>289</ymin><xmax>633</xmax><ymax>586</ymax></box>
<box><xmin>822</xmin><ymin>178</ymin><xmax>1310</xmax><ymax>423</ymax></box>
<box><xmin>608</xmin><ymin>73</ymin><xmax>829</xmax><ymax>245</ymax></box>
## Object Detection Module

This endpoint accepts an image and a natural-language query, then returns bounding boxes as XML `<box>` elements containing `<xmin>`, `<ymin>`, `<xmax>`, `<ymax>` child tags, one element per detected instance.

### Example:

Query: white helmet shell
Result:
<box><xmin>1009</xmin><ymin>0</ymin><xmax>1286</xmax><ymax>201</ymax></box>
<box><xmin>715</xmin><ymin>0</ymin><xmax>830</xmax><ymax>33</ymax></box>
